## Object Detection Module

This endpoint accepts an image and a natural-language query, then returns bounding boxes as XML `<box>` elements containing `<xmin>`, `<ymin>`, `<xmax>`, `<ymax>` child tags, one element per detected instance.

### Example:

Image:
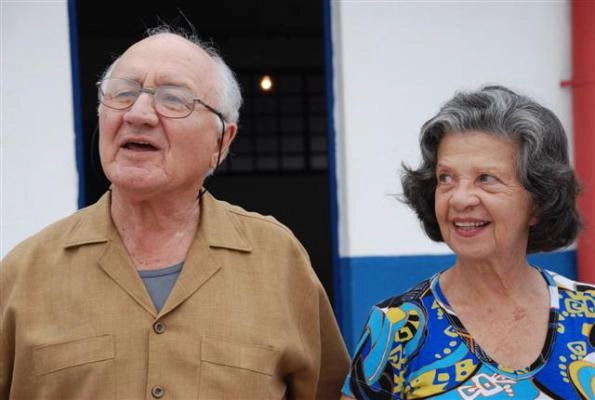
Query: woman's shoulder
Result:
<box><xmin>544</xmin><ymin>269</ymin><xmax>595</xmax><ymax>294</ymax></box>
<box><xmin>375</xmin><ymin>276</ymin><xmax>435</xmax><ymax>310</ymax></box>
<box><xmin>360</xmin><ymin>277</ymin><xmax>437</xmax><ymax>337</ymax></box>
<box><xmin>346</xmin><ymin>277</ymin><xmax>437</xmax><ymax>395</ymax></box>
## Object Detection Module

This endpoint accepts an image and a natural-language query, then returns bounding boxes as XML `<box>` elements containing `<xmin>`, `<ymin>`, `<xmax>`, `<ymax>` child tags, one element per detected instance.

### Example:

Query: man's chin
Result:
<box><xmin>108</xmin><ymin>169</ymin><xmax>169</xmax><ymax>193</ymax></box>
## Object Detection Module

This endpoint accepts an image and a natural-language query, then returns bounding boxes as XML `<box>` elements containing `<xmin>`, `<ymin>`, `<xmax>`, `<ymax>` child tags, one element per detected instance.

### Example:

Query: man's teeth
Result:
<box><xmin>125</xmin><ymin>141</ymin><xmax>155</xmax><ymax>149</ymax></box>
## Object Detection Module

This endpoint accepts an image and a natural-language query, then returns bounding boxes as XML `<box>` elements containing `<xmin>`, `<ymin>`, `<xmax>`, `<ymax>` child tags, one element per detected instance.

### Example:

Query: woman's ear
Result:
<box><xmin>529</xmin><ymin>203</ymin><xmax>540</xmax><ymax>226</ymax></box>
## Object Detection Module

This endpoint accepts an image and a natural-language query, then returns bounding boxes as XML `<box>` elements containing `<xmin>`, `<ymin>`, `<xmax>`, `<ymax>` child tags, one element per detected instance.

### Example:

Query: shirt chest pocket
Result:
<box><xmin>199</xmin><ymin>336</ymin><xmax>284</xmax><ymax>399</ymax></box>
<box><xmin>32</xmin><ymin>334</ymin><xmax>115</xmax><ymax>399</ymax></box>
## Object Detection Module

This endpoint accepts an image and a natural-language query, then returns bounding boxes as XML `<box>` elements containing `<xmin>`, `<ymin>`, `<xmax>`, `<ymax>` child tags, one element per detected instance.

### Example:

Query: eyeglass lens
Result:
<box><xmin>99</xmin><ymin>78</ymin><xmax>195</xmax><ymax>118</ymax></box>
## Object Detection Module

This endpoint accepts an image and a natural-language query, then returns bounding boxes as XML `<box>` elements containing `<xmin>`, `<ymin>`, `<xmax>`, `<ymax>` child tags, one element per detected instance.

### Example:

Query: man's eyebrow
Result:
<box><xmin>153</xmin><ymin>74</ymin><xmax>194</xmax><ymax>89</ymax></box>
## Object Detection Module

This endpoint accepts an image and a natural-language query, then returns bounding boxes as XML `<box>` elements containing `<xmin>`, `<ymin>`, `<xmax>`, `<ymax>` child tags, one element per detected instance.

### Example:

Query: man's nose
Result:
<box><xmin>122</xmin><ymin>92</ymin><xmax>159</xmax><ymax>126</ymax></box>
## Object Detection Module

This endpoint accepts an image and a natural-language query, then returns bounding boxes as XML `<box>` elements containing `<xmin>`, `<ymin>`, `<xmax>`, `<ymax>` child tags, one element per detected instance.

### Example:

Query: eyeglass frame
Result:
<box><xmin>96</xmin><ymin>77</ymin><xmax>229</xmax><ymax>180</ymax></box>
<box><xmin>96</xmin><ymin>77</ymin><xmax>226</xmax><ymax>128</ymax></box>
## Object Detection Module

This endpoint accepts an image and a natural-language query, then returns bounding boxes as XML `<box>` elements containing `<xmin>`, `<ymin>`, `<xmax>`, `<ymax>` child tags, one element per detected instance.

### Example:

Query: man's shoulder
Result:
<box><xmin>204</xmin><ymin>195</ymin><xmax>317</xmax><ymax>284</ymax></box>
<box><xmin>2</xmin><ymin>201</ymin><xmax>99</xmax><ymax>264</ymax></box>
<box><xmin>0</xmin><ymin>204</ymin><xmax>99</xmax><ymax>300</ymax></box>
<box><xmin>211</xmin><ymin>197</ymin><xmax>301</xmax><ymax>243</ymax></box>
<box><xmin>205</xmin><ymin>196</ymin><xmax>313</xmax><ymax>270</ymax></box>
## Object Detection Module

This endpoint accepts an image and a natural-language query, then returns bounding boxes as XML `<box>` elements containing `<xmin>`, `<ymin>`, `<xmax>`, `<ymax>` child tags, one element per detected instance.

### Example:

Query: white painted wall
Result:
<box><xmin>0</xmin><ymin>0</ymin><xmax>573</xmax><ymax>262</ymax></box>
<box><xmin>1</xmin><ymin>1</ymin><xmax>78</xmax><ymax>258</ymax></box>
<box><xmin>332</xmin><ymin>0</ymin><xmax>572</xmax><ymax>258</ymax></box>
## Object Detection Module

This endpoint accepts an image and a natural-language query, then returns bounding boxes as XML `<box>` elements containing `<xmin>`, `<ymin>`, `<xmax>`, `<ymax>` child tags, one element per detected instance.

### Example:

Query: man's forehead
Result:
<box><xmin>111</xmin><ymin>33</ymin><xmax>216</xmax><ymax>81</ymax></box>
<box><xmin>119</xmin><ymin>33</ymin><xmax>211</xmax><ymax>66</ymax></box>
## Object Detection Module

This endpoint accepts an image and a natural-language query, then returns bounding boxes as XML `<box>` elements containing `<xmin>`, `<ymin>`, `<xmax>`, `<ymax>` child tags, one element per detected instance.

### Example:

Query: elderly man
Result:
<box><xmin>0</xmin><ymin>27</ymin><xmax>349</xmax><ymax>399</ymax></box>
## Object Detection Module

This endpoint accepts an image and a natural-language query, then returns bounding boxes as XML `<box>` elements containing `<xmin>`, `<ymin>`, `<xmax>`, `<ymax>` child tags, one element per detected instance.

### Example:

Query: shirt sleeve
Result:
<box><xmin>290</xmin><ymin>282</ymin><xmax>351</xmax><ymax>400</ymax></box>
<box><xmin>314</xmin><ymin>284</ymin><xmax>351</xmax><ymax>400</ymax></box>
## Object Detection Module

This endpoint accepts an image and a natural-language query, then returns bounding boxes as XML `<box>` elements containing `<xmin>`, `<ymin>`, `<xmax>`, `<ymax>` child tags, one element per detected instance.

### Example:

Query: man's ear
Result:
<box><xmin>210</xmin><ymin>123</ymin><xmax>238</xmax><ymax>168</ymax></box>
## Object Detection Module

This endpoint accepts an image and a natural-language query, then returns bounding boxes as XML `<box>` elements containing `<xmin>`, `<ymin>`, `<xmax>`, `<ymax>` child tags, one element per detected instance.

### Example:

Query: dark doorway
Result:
<box><xmin>74</xmin><ymin>1</ymin><xmax>334</xmax><ymax>300</ymax></box>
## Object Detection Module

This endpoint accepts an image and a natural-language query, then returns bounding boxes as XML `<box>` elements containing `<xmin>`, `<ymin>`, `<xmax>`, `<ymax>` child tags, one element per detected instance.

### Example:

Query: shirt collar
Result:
<box><xmin>198</xmin><ymin>191</ymin><xmax>252</xmax><ymax>252</ymax></box>
<box><xmin>62</xmin><ymin>190</ymin><xmax>253</xmax><ymax>253</ymax></box>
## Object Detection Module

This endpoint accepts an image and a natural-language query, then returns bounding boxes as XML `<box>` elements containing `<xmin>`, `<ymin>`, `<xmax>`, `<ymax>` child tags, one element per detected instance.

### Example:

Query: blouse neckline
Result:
<box><xmin>429</xmin><ymin>267</ymin><xmax>559</xmax><ymax>379</ymax></box>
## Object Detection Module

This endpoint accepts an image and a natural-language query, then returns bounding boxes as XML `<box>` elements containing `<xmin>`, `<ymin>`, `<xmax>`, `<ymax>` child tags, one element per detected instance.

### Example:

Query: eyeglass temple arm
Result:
<box><xmin>194</xmin><ymin>98</ymin><xmax>225</xmax><ymax>122</ymax></box>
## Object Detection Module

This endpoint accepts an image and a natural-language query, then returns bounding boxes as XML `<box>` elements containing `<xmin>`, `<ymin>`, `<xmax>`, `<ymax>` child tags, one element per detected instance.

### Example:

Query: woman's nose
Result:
<box><xmin>449</xmin><ymin>183</ymin><xmax>480</xmax><ymax>210</ymax></box>
<box><xmin>122</xmin><ymin>92</ymin><xmax>159</xmax><ymax>126</ymax></box>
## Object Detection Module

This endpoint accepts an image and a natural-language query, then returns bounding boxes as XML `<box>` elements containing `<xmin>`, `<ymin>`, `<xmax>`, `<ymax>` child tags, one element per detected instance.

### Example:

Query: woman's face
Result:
<box><xmin>434</xmin><ymin>131</ymin><xmax>537</xmax><ymax>263</ymax></box>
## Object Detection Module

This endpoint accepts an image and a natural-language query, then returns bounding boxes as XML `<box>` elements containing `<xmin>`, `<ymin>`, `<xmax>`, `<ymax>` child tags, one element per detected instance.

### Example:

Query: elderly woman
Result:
<box><xmin>341</xmin><ymin>85</ymin><xmax>595</xmax><ymax>399</ymax></box>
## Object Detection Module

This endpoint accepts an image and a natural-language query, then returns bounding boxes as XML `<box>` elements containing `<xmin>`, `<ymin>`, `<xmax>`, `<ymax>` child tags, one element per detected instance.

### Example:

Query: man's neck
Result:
<box><xmin>110</xmin><ymin>187</ymin><xmax>201</xmax><ymax>270</ymax></box>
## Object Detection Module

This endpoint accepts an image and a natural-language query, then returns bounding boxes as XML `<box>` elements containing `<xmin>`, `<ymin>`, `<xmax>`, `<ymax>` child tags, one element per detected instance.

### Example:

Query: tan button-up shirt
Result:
<box><xmin>0</xmin><ymin>192</ymin><xmax>350</xmax><ymax>399</ymax></box>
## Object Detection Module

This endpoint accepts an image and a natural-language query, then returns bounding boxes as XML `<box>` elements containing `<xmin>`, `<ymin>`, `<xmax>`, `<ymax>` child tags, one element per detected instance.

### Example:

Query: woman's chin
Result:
<box><xmin>449</xmin><ymin>243</ymin><xmax>493</xmax><ymax>262</ymax></box>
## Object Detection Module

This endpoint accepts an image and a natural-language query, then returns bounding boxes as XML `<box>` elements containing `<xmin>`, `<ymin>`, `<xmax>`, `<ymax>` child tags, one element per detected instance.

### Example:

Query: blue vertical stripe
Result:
<box><xmin>322</xmin><ymin>0</ymin><xmax>343</xmax><ymax>326</ymax></box>
<box><xmin>67</xmin><ymin>0</ymin><xmax>85</xmax><ymax>208</ymax></box>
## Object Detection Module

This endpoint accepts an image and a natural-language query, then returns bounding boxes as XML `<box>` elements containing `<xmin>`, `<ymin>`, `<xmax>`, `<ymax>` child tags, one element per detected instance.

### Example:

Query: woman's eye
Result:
<box><xmin>437</xmin><ymin>173</ymin><xmax>452</xmax><ymax>184</ymax></box>
<box><xmin>479</xmin><ymin>174</ymin><xmax>497</xmax><ymax>184</ymax></box>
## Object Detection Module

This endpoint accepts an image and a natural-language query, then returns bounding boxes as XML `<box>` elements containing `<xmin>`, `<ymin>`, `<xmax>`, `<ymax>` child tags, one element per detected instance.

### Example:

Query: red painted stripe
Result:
<box><xmin>571</xmin><ymin>0</ymin><xmax>595</xmax><ymax>283</ymax></box>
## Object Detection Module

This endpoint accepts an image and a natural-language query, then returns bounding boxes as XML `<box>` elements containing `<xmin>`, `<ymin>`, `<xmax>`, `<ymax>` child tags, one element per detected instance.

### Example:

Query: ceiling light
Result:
<box><xmin>259</xmin><ymin>75</ymin><xmax>273</xmax><ymax>92</ymax></box>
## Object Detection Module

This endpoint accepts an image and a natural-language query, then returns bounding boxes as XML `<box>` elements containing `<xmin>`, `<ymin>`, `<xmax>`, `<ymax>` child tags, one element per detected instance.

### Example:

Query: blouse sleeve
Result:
<box><xmin>341</xmin><ymin>302</ymin><xmax>426</xmax><ymax>400</ymax></box>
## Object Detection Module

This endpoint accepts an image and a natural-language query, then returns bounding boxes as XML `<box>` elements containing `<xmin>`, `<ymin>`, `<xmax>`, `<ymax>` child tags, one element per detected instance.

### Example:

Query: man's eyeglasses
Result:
<box><xmin>96</xmin><ymin>77</ymin><xmax>225</xmax><ymax>123</ymax></box>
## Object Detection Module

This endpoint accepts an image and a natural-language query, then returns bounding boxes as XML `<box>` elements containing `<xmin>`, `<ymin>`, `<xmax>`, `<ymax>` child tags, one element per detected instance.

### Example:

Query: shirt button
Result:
<box><xmin>151</xmin><ymin>385</ymin><xmax>165</xmax><ymax>398</ymax></box>
<box><xmin>153</xmin><ymin>321</ymin><xmax>166</xmax><ymax>334</ymax></box>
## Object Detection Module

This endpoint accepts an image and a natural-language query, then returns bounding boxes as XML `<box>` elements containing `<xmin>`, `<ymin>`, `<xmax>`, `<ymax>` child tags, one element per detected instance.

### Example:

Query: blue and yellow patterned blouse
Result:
<box><xmin>342</xmin><ymin>269</ymin><xmax>595</xmax><ymax>399</ymax></box>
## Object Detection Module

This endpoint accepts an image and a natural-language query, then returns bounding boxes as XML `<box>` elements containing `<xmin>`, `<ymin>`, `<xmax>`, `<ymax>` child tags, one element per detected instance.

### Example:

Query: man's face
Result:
<box><xmin>98</xmin><ymin>33</ymin><xmax>234</xmax><ymax>200</ymax></box>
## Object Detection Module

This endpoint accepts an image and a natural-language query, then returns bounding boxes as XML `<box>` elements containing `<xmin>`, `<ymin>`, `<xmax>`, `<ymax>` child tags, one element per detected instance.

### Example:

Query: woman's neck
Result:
<box><xmin>440</xmin><ymin>258</ymin><xmax>545</xmax><ymax>304</ymax></box>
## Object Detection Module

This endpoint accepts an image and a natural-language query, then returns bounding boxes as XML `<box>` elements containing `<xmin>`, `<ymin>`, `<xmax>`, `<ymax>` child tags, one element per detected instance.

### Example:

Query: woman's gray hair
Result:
<box><xmin>401</xmin><ymin>85</ymin><xmax>581</xmax><ymax>253</ymax></box>
<box><xmin>101</xmin><ymin>25</ymin><xmax>242</xmax><ymax>124</ymax></box>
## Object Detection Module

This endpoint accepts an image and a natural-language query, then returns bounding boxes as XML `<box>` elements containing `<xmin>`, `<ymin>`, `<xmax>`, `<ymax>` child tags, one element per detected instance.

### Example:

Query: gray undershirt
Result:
<box><xmin>138</xmin><ymin>262</ymin><xmax>183</xmax><ymax>312</ymax></box>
